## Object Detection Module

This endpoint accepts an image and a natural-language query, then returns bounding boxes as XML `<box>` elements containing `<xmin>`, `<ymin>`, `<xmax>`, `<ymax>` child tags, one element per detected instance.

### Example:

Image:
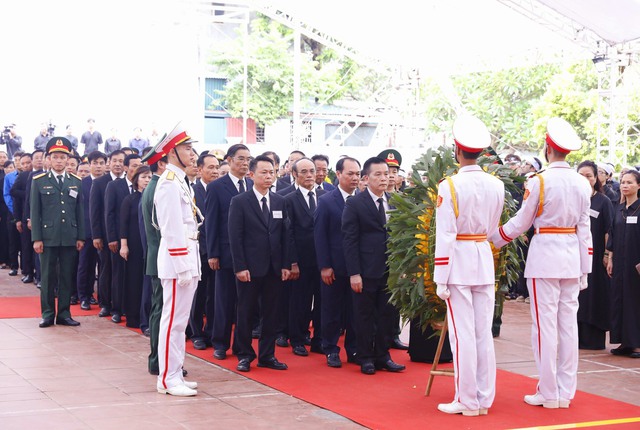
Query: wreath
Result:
<box><xmin>387</xmin><ymin>146</ymin><xmax>525</xmax><ymax>332</ymax></box>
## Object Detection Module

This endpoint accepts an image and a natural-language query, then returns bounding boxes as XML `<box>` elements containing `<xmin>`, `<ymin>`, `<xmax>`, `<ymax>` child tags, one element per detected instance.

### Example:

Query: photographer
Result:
<box><xmin>34</xmin><ymin>124</ymin><xmax>49</xmax><ymax>152</ymax></box>
<box><xmin>0</xmin><ymin>124</ymin><xmax>23</xmax><ymax>160</ymax></box>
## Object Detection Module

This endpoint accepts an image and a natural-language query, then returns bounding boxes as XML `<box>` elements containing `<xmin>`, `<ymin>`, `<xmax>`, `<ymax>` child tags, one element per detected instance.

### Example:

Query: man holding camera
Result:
<box><xmin>1</xmin><ymin>124</ymin><xmax>22</xmax><ymax>160</ymax></box>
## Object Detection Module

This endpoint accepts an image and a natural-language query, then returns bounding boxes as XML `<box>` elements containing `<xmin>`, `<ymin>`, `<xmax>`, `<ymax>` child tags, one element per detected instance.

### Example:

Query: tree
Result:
<box><xmin>209</xmin><ymin>14</ymin><xmax>389</xmax><ymax>127</ymax></box>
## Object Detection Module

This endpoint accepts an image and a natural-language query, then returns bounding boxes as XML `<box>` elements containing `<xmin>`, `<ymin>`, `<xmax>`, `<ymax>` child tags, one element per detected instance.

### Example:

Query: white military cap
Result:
<box><xmin>545</xmin><ymin>117</ymin><xmax>582</xmax><ymax>153</ymax></box>
<box><xmin>452</xmin><ymin>114</ymin><xmax>491</xmax><ymax>153</ymax></box>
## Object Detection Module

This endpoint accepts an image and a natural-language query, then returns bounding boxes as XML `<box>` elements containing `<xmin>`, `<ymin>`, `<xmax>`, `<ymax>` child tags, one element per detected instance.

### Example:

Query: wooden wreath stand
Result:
<box><xmin>425</xmin><ymin>316</ymin><xmax>454</xmax><ymax>396</ymax></box>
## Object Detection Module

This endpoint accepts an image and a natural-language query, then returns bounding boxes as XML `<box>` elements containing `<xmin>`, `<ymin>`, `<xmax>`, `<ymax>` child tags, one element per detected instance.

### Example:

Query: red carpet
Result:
<box><xmin>2</xmin><ymin>295</ymin><xmax>640</xmax><ymax>429</ymax></box>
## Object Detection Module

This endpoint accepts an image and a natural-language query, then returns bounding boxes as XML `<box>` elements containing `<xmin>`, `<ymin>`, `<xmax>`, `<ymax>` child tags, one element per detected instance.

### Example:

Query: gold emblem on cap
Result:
<box><xmin>387</xmin><ymin>153</ymin><xmax>395</xmax><ymax>161</ymax></box>
<box><xmin>56</xmin><ymin>139</ymin><xmax>64</xmax><ymax>147</ymax></box>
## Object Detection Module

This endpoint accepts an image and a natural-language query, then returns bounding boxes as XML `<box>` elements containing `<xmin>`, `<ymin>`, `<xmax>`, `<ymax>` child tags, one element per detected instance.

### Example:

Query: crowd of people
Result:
<box><xmin>0</xmin><ymin>117</ymin><xmax>639</xmax><ymax>414</ymax></box>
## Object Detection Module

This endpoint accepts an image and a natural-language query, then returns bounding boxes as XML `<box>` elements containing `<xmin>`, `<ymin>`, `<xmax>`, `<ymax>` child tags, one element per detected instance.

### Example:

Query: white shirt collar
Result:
<box><xmin>252</xmin><ymin>186</ymin><xmax>269</xmax><ymax>205</ymax></box>
<box><xmin>338</xmin><ymin>186</ymin><xmax>353</xmax><ymax>202</ymax></box>
<box><xmin>367</xmin><ymin>187</ymin><xmax>385</xmax><ymax>204</ymax></box>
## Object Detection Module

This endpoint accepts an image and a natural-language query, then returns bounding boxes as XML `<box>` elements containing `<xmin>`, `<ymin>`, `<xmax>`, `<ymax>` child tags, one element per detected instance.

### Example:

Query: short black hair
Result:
<box><xmin>31</xmin><ymin>149</ymin><xmax>44</xmax><ymax>157</ymax></box>
<box><xmin>336</xmin><ymin>157</ymin><xmax>360</xmax><ymax>173</ymax></box>
<box><xmin>197</xmin><ymin>153</ymin><xmax>218</xmax><ymax>168</ymax></box>
<box><xmin>460</xmin><ymin>149</ymin><xmax>481</xmax><ymax>160</ymax></box>
<box><xmin>141</xmin><ymin>146</ymin><xmax>153</xmax><ymax>157</ymax></box>
<box><xmin>124</xmin><ymin>153</ymin><xmax>141</xmax><ymax>166</ymax></box>
<box><xmin>261</xmin><ymin>151</ymin><xmax>280</xmax><ymax>165</ymax></box>
<box><xmin>249</xmin><ymin>155</ymin><xmax>274</xmax><ymax>172</ymax></box>
<box><xmin>149</xmin><ymin>157</ymin><xmax>167</xmax><ymax>173</ymax></box>
<box><xmin>291</xmin><ymin>157</ymin><xmax>314</xmax><ymax>174</ymax></box>
<box><xmin>311</xmin><ymin>154</ymin><xmax>330</xmax><ymax>165</ymax></box>
<box><xmin>290</xmin><ymin>150</ymin><xmax>305</xmax><ymax>157</ymax></box>
<box><xmin>362</xmin><ymin>157</ymin><xmax>387</xmax><ymax>176</ymax></box>
<box><xmin>88</xmin><ymin>151</ymin><xmax>107</xmax><ymax>163</ymax></box>
<box><xmin>3</xmin><ymin>160</ymin><xmax>14</xmax><ymax>168</ymax></box>
<box><xmin>226</xmin><ymin>143</ymin><xmax>249</xmax><ymax>159</ymax></box>
<box><xmin>20</xmin><ymin>153</ymin><xmax>32</xmax><ymax>161</ymax></box>
<box><xmin>109</xmin><ymin>149</ymin><xmax>125</xmax><ymax>160</ymax></box>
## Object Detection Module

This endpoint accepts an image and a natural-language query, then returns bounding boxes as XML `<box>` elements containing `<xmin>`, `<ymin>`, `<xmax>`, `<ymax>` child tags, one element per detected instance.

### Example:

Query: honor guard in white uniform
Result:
<box><xmin>434</xmin><ymin>115</ymin><xmax>504</xmax><ymax>417</ymax></box>
<box><xmin>490</xmin><ymin>117</ymin><xmax>592</xmax><ymax>409</ymax></box>
<box><xmin>151</xmin><ymin>126</ymin><xmax>202</xmax><ymax>397</ymax></box>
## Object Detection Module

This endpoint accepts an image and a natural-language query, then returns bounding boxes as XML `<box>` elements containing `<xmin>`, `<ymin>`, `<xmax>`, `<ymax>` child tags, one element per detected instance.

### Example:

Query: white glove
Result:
<box><xmin>579</xmin><ymin>274</ymin><xmax>588</xmax><ymax>291</ymax></box>
<box><xmin>177</xmin><ymin>271</ymin><xmax>192</xmax><ymax>287</ymax></box>
<box><xmin>436</xmin><ymin>284</ymin><xmax>450</xmax><ymax>300</ymax></box>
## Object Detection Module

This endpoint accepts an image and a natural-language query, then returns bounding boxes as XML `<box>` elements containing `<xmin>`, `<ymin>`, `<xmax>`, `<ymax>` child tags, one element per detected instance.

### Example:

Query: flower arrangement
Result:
<box><xmin>387</xmin><ymin>146</ymin><xmax>524</xmax><ymax>332</ymax></box>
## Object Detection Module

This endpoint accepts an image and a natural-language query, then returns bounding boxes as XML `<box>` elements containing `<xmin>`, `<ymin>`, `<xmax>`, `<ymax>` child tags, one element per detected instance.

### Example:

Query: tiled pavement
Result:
<box><xmin>1</xmin><ymin>270</ymin><xmax>639</xmax><ymax>429</ymax></box>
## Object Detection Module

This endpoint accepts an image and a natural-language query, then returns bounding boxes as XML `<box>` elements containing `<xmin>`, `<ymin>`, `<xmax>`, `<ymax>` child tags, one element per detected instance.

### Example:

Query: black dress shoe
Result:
<box><xmin>80</xmin><ymin>301</ymin><xmax>91</xmax><ymax>311</ymax></box>
<box><xmin>143</xmin><ymin>328</ymin><xmax>151</xmax><ymax>337</ymax></box>
<box><xmin>304</xmin><ymin>334</ymin><xmax>312</xmax><ymax>346</ymax></box>
<box><xmin>327</xmin><ymin>353</ymin><xmax>342</xmax><ymax>368</ymax></box>
<box><xmin>25</xmin><ymin>274</ymin><xmax>34</xmax><ymax>283</ymax></box>
<box><xmin>257</xmin><ymin>357</ymin><xmax>288</xmax><ymax>370</ymax></box>
<box><xmin>237</xmin><ymin>359</ymin><xmax>251</xmax><ymax>372</ymax></box>
<box><xmin>70</xmin><ymin>296</ymin><xmax>78</xmax><ymax>305</ymax></box>
<box><xmin>361</xmin><ymin>362</ymin><xmax>376</xmax><ymax>375</ymax></box>
<box><xmin>292</xmin><ymin>345</ymin><xmax>308</xmax><ymax>356</ymax></box>
<box><xmin>36</xmin><ymin>282</ymin><xmax>41</xmax><ymax>289</ymax></box>
<box><xmin>275</xmin><ymin>336</ymin><xmax>289</xmax><ymax>347</ymax></box>
<box><xmin>391</xmin><ymin>337</ymin><xmax>409</xmax><ymax>350</ymax></box>
<box><xmin>111</xmin><ymin>313</ymin><xmax>121</xmax><ymax>323</ymax></box>
<box><xmin>182</xmin><ymin>367</ymin><xmax>188</xmax><ymax>377</ymax></box>
<box><xmin>193</xmin><ymin>339</ymin><xmax>207</xmax><ymax>350</ymax></box>
<box><xmin>376</xmin><ymin>359</ymin><xmax>406</xmax><ymax>372</ymax></box>
<box><xmin>8</xmin><ymin>269</ymin><xmax>18</xmax><ymax>276</ymax></box>
<box><xmin>89</xmin><ymin>296</ymin><xmax>98</xmax><ymax>305</ymax></box>
<box><xmin>149</xmin><ymin>368</ymin><xmax>159</xmax><ymax>376</ymax></box>
<box><xmin>611</xmin><ymin>346</ymin><xmax>633</xmax><ymax>356</ymax></box>
<box><xmin>630</xmin><ymin>352</ymin><xmax>640</xmax><ymax>358</ymax></box>
<box><xmin>98</xmin><ymin>307</ymin><xmax>110</xmax><ymax>317</ymax></box>
<box><xmin>213</xmin><ymin>349</ymin><xmax>227</xmax><ymax>360</ymax></box>
<box><xmin>39</xmin><ymin>318</ymin><xmax>54</xmax><ymax>328</ymax></box>
<box><xmin>56</xmin><ymin>317</ymin><xmax>80</xmax><ymax>326</ymax></box>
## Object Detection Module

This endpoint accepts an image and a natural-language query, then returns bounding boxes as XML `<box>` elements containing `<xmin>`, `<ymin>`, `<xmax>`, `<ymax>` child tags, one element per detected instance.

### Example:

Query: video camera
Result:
<box><xmin>47</xmin><ymin>121</ymin><xmax>56</xmax><ymax>137</ymax></box>
<box><xmin>1</xmin><ymin>125</ymin><xmax>12</xmax><ymax>146</ymax></box>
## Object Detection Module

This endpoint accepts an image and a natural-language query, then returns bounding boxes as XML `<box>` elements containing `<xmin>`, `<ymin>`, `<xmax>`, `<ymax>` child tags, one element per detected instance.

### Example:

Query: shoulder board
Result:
<box><xmin>166</xmin><ymin>171</ymin><xmax>175</xmax><ymax>181</ymax></box>
<box><xmin>69</xmin><ymin>173</ymin><xmax>81</xmax><ymax>180</ymax></box>
<box><xmin>33</xmin><ymin>172</ymin><xmax>47</xmax><ymax>180</ymax></box>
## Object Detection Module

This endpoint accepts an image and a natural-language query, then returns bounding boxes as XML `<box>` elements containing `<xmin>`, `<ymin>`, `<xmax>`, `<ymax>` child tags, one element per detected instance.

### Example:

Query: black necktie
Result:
<box><xmin>308</xmin><ymin>191</ymin><xmax>316</xmax><ymax>212</ymax></box>
<box><xmin>57</xmin><ymin>175</ymin><xmax>63</xmax><ymax>186</ymax></box>
<box><xmin>238</xmin><ymin>179</ymin><xmax>245</xmax><ymax>193</ymax></box>
<box><xmin>129</xmin><ymin>184</ymin><xmax>133</xmax><ymax>194</ymax></box>
<box><xmin>377</xmin><ymin>197</ymin><xmax>386</xmax><ymax>224</ymax></box>
<box><xmin>261</xmin><ymin>196</ymin><xmax>269</xmax><ymax>224</ymax></box>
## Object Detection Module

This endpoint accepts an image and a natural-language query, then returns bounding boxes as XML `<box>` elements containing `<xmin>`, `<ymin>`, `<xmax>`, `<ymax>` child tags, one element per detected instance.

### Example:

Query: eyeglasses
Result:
<box><xmin>233</xmin><ymin>156</ymin><xmax>250</xmax><ymax>163</ymax></box>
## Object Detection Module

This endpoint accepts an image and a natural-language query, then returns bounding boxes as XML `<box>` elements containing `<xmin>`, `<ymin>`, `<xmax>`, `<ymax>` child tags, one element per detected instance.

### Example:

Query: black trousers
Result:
<box><xmin>40</xmin><ymin>246</ymin><xmax>77</xmax><ymax>321</ymax></box>
<box><xmin>0</xmin><ymin>207</ymin><xmax>9</xmax><ymax>264</ymax></box>
<box><xmin>19</xmin><ymin>228</ymin><xmax>34</xmax><ymax>275</ymax></box>
<box><xmin>110</xmin><ymin>252</ymin><xmax>125</xmax><ymax>314</ymax></box>
<box><xmin>140</xmin><ymin>274</ymin><xmax>152</xmax><ymax>331</ymax></box>
<box><xmin>321</xmin><ymin>275</ymin><xmax>356</xmax><ymax>356</ymax></box>
<box><xmin>7</xmin><ymin>218</ymin><xmax>20</xmax><ymax>270</ymax></box>
<box><xmin>235</xmin><ymin>269</ymin><xmax>282</xmax><ymax>362</ymax></box>
<box><xmin>97</xmin><ymin>246</ymin><xmax>112</xmax><ymax>310</ymax></box>
<box><xmin>289</xmin><ymin>266</ymin><xmax>322</xmax><ymax>347</ymax></box>
<box><xmin>189</xmin><ymin>254</ymin><xmax>215</xmax><ymax>343</ymax></box>
<box><xmin>352</xmin><ymin>276</ymin><xmax>394</xmax><ymax>364</ymax></box>
<box><xmin>212</xmin><ymin>268</ymin><xmax>238</xmax><ymax>352</ymax></box>
<box><xmin>76</xmin><ymin>240</ymin><xmax>98</xmax><ymax>301</ymax></box>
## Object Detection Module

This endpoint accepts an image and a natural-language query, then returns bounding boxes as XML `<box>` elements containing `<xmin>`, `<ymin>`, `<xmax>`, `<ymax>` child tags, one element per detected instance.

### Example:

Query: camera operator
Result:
<box><xmin>34</xmin><ymin>123</ymin><xmax>49</xmax><ymax>152</ymax></box>
<box><xmin>1</xmin><ymin>124</ymin><xmax>23</xmax><ymax>160</ymax></box>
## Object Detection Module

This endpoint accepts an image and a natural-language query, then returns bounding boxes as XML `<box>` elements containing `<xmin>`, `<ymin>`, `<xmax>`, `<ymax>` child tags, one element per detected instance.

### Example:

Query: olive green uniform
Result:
<box><xmin>30</xmin><ymin>171</ymin><xmax>84</xmax><ymax>320</ymax></box>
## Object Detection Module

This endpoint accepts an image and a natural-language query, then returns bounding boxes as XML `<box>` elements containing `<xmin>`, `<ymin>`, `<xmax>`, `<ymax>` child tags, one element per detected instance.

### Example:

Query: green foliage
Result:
<box><xmin>387</xmin><ymin>147</ymin><xmax>524</xmax><ymax>332</ymax></box>
<box><xmin>209</xmin><ymin>14</ymin><xmax>387</xmax><ymax>127</ymax></box>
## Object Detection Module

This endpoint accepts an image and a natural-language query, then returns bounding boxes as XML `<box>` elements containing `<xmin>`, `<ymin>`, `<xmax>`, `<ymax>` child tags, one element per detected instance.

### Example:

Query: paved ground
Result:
<box><xmin>0</xmin><ymin>268</ymin><xmax>638</xmax><ymax>429</ymax></box>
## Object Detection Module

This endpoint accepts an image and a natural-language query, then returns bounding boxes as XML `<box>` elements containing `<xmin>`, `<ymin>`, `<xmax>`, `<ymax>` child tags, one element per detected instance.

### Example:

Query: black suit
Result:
<box><xmin>76</xmin><ymin>175</ymin><xmax>98</xmax><ymax>302</ymax></box>
<box><xmin>105</xmin><ymin>178</ymin><xmax>130</xmax><ymax>315</ymax></box>
<box><xmin>314</xmin><ymin>187</ymin><xmax>357</xmax><ymax>357</ymax></box>
<box><xmin>90</xmin><ymin>173</ymin><xmax>113</xmax><ymax>310</ymax></box>
<box><xmin>10</xmin><ymin>171</ymin><xmax>34</xmax><ymax>276</ymax></box>
<box><xmin>342</xmin><ymin>190</ymin><xmax>394</xmax><ymax>365</ymax></box>
<box><xmin>25</xmin><ymin>169</ymin><xmax>44</xmax><ymax>282</ymax></box>
<box><xmin>284</xmin><ymin>188</ymin><xmax>324</xmax><ymax>349</ymax></box>
<box><xmin>277</xmin><ymin>184</ymin><xmax>296</xmax><ymax>196</ymax></box>
<box><xmin>228</xmin><ymin>189</ymin><xmax>291</xmax><ymax>363</ymax></box>
<box><xmin>275</xmin><ymin>177</ymin><xmax>291</xmax><ymax>192</ymax></box>
<box><xmin>189</xmin><ymin>179</ymin><xmax>215</xmax><ymax>345</ymax></box>
<box><xmin>204</xmin><ymin>174</ymin><xmax>253</xmax><ymax>352</ymax></box>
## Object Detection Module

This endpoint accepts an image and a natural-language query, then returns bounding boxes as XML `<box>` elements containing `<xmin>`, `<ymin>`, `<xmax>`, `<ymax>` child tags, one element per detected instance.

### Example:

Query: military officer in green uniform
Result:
<box><xmin>31</xmin><ymin>137</ymin><xmax>85</xmax><ymax>327</ymax></box>
<box><xmin>378</xmin><ymin>149</ymin><xmax>403</xmax><ymax>193</ymax></box>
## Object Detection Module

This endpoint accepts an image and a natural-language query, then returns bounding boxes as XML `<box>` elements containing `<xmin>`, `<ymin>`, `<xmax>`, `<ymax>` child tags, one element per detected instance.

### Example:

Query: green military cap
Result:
<box><xmin>45</xmin><ymin>137</ymin><xmax>72</xmax><ymax>155</ymax></box>
<box><xmin>378</xmin><ymin>149</ymin><xmax>402</xmax><ymax>168</ymax></box>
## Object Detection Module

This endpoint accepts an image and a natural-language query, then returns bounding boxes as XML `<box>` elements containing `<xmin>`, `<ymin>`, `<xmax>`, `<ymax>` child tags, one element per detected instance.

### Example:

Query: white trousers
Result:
<box><xmin>445</xmin><ymin>283</ymin><xmax>496</xmax><ymax>410</ymax></box>
<box><xmin>527</xmin><ymin>277</ymin><xmax>580</xmax><ymax>401</ymax></box>
<box><xmin>157</xmin><ymin>277</ymin><xmax>198</xmax><ymax>390</ymax></box>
